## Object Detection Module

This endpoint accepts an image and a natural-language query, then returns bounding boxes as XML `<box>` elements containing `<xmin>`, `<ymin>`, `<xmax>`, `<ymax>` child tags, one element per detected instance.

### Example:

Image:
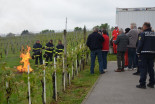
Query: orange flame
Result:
<box><xmin>17</xmin><ymin>46</ymin><xmax>33</xmax><ymax>72</ymax></box>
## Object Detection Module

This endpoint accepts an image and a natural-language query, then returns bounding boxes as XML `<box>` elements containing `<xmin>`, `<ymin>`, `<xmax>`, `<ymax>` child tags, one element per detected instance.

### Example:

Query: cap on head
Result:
<box><xmin>125</xmin><ymin>28</ymin><xmax>130</xmax><ymax>34</ymax></box>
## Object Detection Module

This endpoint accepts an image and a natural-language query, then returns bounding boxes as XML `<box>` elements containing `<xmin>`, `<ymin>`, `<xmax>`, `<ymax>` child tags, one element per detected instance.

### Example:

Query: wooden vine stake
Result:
<box><xmin>83</xmin><ymin>26</ymin><xmax>87</xmax><ymax>67</ymax></box>
<box><xmin>52</xmin><ymin>58</ymin><xmax>57</xmax><ymax>101</ymax></box>
<box><xmin>71</xmin><ymin>49</ymin><xmax>74</xmax><ymax>80</ymax></box>
<box><xmin>52</xmin><ymin>70</ymin><xmax>57</xmax><ymax>101</ymax></box>
<box><xmin>43</xmin><ymin>60</ymin><xmax>46</xmax><ymax>104</ymax></box>
<box><xmin>76</xmin><ymin>54</ymin><xmax>78</xmax><ymax>76</ymax></box>
<box><xmin>79</xmin><ymin>45</ymin><xmax>82</xmax><ymax>71</ymax></box>
<box><xmin>27</xmin><ymin>65</ymin><xmax>31</xmax><ymax>104</ymax></box>
<box><xmin>67</xmin><ymin>72</ymin><xmax>71</xmax><ymax>85</ymax></box>
<box><xmin>84</xmin><ymin>26</ymin><xmax>86</xmax><ymax>43</ymax></box>
<box><xmin>62</xmin><ymin>30</ymin><xmax>67</xmax><ymax>91</ymax></box>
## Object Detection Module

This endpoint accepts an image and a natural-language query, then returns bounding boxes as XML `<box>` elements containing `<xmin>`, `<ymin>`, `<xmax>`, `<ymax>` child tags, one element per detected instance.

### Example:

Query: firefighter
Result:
<box><xmin>55</xmin><ymin>40</ymin><xmax>64</xmax><ymax>59</ymax></box>
<box><xmin>112</xmin><ymin>26</ymin><xmax>119</xmax><ymax>54</ymax></box>
<box><xmin>33</xmin><ymin>40</ymin><xmax>43</xmax><ymax>66</ymax></box>
<box><xmin>45</xmin><ymin>40</ymin><xmax>55</xmax><ymax>65</ymax></box>
<box><xmin>136</xmin><ymin>22</ymin><xmax>155</xmax><ymax>89</ymax></box>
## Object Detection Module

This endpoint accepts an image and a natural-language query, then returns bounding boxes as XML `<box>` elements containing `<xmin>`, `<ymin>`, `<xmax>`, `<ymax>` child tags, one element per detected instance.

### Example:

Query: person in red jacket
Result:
<box><xmin>102</xmin><ymin>29</ymin><xmax>109</xmax><ymax>72</ymax></box>
<box><xmin>112</xmin><ymin>26</ymin><xmax>119</xmax><ymax>54</ymax></box>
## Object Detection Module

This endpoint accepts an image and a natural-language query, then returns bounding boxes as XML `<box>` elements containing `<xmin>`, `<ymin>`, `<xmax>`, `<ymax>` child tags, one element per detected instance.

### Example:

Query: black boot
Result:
<box><xmin>136</xmin><ymin>85</ymin><xmax>146</xmax><ymax>89</ymax></box>
<box><xmin>133</xmin><ymin>72</ymin><xmax>140</xmax><ymax>75</ymax></box>
<box><xmin>147</xmin><ymin>84</ymin><xmax>154</xmax><ymax>88</ymax></box>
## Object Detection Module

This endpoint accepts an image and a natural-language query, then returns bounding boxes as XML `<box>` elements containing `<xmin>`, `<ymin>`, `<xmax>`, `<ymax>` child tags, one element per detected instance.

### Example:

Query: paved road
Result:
<box><xmin>83</xmin><ymin>61</ymin><xmax>155</xmax><ymax>104</ymax></box>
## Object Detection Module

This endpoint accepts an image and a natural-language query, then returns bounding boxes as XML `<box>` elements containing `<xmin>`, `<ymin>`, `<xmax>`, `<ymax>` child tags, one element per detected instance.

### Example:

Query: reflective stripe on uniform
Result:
<box><xmin>141</xmin><ymin>51</ymin><xmax>155</xmax><ymax>53</ymax></box>
<box><xmin>58</xmin><ymin>53</ymin><xmax>63</xmax><ymax>55</ymax></box>
<box><xmin>33</xmin><ymin>48</ymin><xmax>42</xmax><ymax>50</ymax></box>
<box><xmin>45</xmin><ymin>50</ymin><xmax>53</xmax><ymax>53</ymax></box>
<box><xmin>45</xmin><ymin>46</ymin><xmax>54</xmax><ymax>49</ymax></box>
<box><xmin>57</xmin><ymin>49</ymin><xmax>64</xmax><ymax>51</ymax></box>
<box><xmin>35</xmin><ymin>55</ymin><xmax>40</xmax><ymax>57</ymax></box>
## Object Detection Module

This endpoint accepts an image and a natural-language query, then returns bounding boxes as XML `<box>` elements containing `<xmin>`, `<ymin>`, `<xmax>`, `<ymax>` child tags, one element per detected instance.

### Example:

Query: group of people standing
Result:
<box><xmin>87</xmin><ymin>22</ymin><xmax>155</xmax><ymax>89</ymax></box>
<box><xmin>32</xmin><ymin>40</ymin><xmax>64</xmax><ymax>66</ymax></box>
<box><xmin>86</xmin><ymin>28</ymin><xmax>109</xmax><ymax>74</ymax></box>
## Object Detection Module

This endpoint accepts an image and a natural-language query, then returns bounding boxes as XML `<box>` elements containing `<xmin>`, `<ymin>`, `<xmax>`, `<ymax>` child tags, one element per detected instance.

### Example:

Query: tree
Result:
<box><xmin>40</xmin><ymin>29</ymin><xmax>55</xmax><ymax>34</ymax></box>
<box><xmin>6</xmin><ymin>33</ymin><xmax>15</xmax><ymax>37</ymax></box>
<box><xmin>111</xmin><ymin>26</ymin><xmax>115</xmax><ymax>31</ymax></box>
<box><xmin>74</xmin><ymin>27</ymin><xmax>82</xmax><ymax>32</ymax></box>
<box><xmin>93</xmin><ymin>23</ymin><xmax>110</xmax><ymax>30</ymax></box>
<box><xmin>21</xmin><ymin>30</ymin><xmax>30</xmax><ymax>35</ymax></box>
<box><xmin>100</xmin><ymin>23</ymin><xmax>110</xmax><ymax>30</ymax></box>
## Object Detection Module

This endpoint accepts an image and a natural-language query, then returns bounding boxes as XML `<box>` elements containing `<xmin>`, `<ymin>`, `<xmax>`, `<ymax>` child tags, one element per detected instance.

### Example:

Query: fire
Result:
<box><xmin>17</xmin><ymin>46</ymin><xmax>33</xmax><ymax>72</ymax></box>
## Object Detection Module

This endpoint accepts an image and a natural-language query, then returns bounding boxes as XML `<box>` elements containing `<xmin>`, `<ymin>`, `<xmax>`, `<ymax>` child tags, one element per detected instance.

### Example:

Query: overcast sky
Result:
<box><xmin>0</xmin><ymin>0</ymin><xmax>155</xmax><ymax>34</ymax></box>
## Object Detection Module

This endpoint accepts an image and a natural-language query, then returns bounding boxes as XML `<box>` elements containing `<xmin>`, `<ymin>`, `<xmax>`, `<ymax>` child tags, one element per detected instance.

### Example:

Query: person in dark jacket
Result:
<box><xmin>114</xmin><ymin>29</ymin><xmax>129</xmax><ymax>72</ymax></box>
<box><xmin>133</xmin><ymin>27</ymin><xmax>143</xmax><ymax>75</ymax></box>
<box><xmin>55</xmin><ymin>40</ymin><xmax>64</xmax><ymax>58</ymax></box>
<box><xmin>86</xmin><ymin>27</ymin><xmax>104</xmax><ymax>74</ymax></box>
<box><xmin>33</xmin><ymin>40</ymin><xmax>43</xmax><ymax>65</ymax></box>
<box><xmin>136</xmin><ymin>22</ymin><xmax>155</xmax><ymax>89</ymax></box>
<box><xmin>45</xmin><ymin>40</ymin><xmax>55</xmax><ymax>65</ymax></box>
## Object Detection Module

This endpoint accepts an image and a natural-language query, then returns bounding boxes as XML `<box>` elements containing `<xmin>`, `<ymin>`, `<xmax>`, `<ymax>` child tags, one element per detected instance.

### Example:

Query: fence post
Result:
<box><xmin>52</xmin><ymin>71</ymin><xmax>57</xmax><ymax>101</ymax></box>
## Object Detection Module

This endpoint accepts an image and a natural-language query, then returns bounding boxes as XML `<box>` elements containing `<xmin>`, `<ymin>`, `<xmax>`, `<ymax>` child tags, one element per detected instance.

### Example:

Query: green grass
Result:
<box><xmin>108</xmin><ymin>54</ymin><xmax>117</xmax><ymax>61</ymax></box>
<box><xmin>56</xmin><ymin>66</ymin><xmax>100</xmax><ymax>104</ymax></box>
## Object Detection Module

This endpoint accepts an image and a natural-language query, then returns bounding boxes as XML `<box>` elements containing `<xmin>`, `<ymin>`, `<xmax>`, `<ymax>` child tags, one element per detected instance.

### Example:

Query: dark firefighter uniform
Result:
<box><xmin>55</xmin><ymin>44</ymin><xmax>64</xmax><ymax>58</ymax></box>
<box><xmin>45</xmin><ymin>42</ymin><xmax>55</xmax><ymax>65</ymax></box>
<box><xmin>33</xmin><ymin>43</ymin><xmax>43</xmax><ymax>65</ymax></box>
<box><xmin>137</xmin><ymin>28</ymin><xmax>155</xmax><ymax>87</ymax></box>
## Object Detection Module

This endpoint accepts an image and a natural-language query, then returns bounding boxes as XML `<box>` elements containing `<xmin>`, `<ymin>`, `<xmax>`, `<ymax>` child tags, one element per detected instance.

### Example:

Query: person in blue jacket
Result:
<box><xmin>136</xmin><ymin>22</ymin><xmax>155</xmax><ymax>89</ymax></box>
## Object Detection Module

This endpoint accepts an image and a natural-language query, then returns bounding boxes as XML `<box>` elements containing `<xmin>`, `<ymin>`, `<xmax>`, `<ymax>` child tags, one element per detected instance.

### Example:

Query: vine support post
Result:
<box><xmin>52</xmin><ymin>70</ymin><xmax>57</xmax><ymax>101</ymax></box>
<box><xmin>76</xmin><ymin>56</ymin><xmax>78</xmax><ymax>76</ymax></box>
<box><xmin>28</xmin><ymin>65</ymin><xmax>31</xmax><ymax>104</ymax></box>
<box><xmin>84</xmin><ymin>26</ymin><xmax>86</xmax><ymax>44</ymax></box>
<box><xmin>62</xmin><ymin>30</ymin><xmax>67</xmax><ymax>91</ymax></box>
<box><xmin>43</xmin><ymin>60</ymin><xmax>46</xmax><ymax>104</ymax></box>
<box><xmin>72</xmin><ymin>64</ymin><xmax>74</xmax><ymax>80</ymax></box>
